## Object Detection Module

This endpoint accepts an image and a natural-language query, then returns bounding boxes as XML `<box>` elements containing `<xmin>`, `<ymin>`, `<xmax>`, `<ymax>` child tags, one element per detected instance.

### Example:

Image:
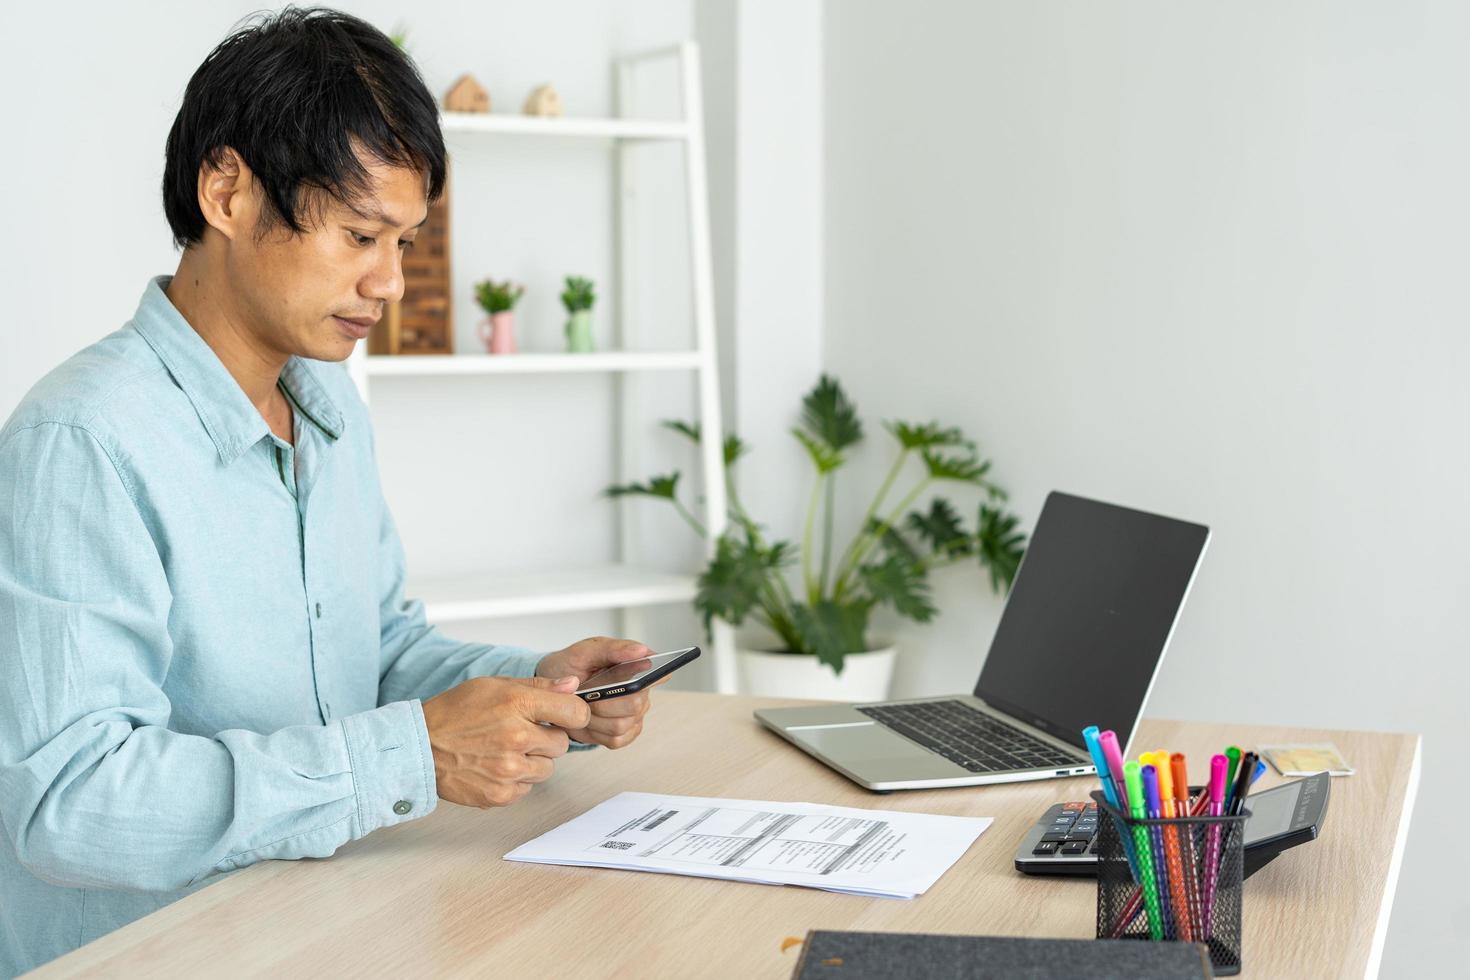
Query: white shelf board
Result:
<box><xmin>440</xmin><ymin>112</ymin><xmax>690</xmax><ymax>142</ymax></box>
<box><xmin>365</xmin><ymin>351</ymin><xmax>705</xmax><ymax>376</ymax></box>
<box><xmin>411</xmin><ymin>565</ymin><xmax>699</xmax><ymax>622</ymax></box>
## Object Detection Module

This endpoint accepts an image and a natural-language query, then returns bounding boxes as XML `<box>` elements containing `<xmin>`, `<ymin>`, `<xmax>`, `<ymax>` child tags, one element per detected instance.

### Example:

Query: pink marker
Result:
<box><xmin>1099</xmin><ymin>730</ymin><xmax>1128</xmax><ymax>810</ymax></box>
<box><xmin>1202</xmin><ymin>753</ymin><xmax>1229</xmax><ymax>940</ymax></box>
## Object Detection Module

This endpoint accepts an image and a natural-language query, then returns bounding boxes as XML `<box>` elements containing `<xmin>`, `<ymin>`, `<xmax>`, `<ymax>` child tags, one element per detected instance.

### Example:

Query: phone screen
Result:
<box><xmin>576</xmin><ymin>648</ymin><xmax>696</xmax><ymax>694</ymax></box>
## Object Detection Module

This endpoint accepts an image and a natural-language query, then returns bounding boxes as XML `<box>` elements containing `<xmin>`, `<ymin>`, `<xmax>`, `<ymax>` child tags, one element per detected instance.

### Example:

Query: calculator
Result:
<box><xmin>1013</xmin><ymin>771</ymin><xmax>1331</xmax><ymax>877</ymax></box>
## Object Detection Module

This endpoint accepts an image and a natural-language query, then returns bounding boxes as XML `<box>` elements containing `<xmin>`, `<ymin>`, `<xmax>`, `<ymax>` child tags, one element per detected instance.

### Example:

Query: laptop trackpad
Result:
<box><xmin>796</xmin><ymin>723</ymin><xmax>961</xmax><ymax>777</ymax></box>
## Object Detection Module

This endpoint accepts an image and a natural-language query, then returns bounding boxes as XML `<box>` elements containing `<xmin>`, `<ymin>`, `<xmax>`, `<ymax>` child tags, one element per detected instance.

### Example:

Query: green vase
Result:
<box><xmin>565</xmin><ymin>309</ymin><xmax>594</xmax><ymax>352</ymax></box>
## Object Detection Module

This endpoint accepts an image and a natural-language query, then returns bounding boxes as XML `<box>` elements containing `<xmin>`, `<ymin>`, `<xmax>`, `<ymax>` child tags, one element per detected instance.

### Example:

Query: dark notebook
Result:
<box><xmin>791</xmin><ymin>931</ymin><xmax>1213</xmax><ymax>980</ymax></box>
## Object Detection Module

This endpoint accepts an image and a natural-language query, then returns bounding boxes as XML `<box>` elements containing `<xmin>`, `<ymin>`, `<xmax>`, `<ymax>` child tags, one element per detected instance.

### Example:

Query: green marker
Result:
<box><xmin>1224</xmin><ymin>746</ymin><xmax>1242</xmax><ymax>805</ymax></box>
<box><xmin>1124</xmin><ymin>761</ymin><xmax>1164</xmax><ymax>940</ymax></box>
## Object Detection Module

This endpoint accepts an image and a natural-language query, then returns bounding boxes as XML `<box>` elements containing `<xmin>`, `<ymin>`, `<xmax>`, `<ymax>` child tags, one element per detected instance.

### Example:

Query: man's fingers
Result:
<box><xmin>603</xmin><ymin>639</ymin><xmax>654</xmax><ymax>663</ymax></box>
<box><xmin>524</xmin><ymin>724</ymin><xmax>571</xmax><ymax>759</ymax></box>
<box><xmin>581</xmin><ymin>712</ymin><xmax>642</xmax><ymax>739</ymax></box>
<box><xmin>523</xmin><ymin>689</ymin><xmax>593</xmax><ymax>730</ymax></box>
<box><xmin>514</xmin><ymin>674</ymin><xmax>580</xmax><ymax>692</ymax></box>
<box><xmin>586</xmin><ymin>691</ymin><xmax>649</xmax><ymax>718</ymax></box>
<box><xmin>519</xmin><ymin>756</ymin><xmax>555</xmax><ymax>784</ymax></box>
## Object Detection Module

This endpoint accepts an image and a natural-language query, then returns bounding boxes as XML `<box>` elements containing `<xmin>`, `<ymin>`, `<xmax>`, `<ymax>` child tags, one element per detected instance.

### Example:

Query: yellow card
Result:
<box><xmin>1261</xmin><ymin>743</ymin><xmax>1354</xmax><ymax>776</ymax></box>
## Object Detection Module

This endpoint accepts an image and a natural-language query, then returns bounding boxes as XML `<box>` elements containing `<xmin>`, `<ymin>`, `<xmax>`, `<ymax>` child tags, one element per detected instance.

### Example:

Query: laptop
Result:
<box><xmin>754</xmin><ymin>491</ymin><xmax>1210</xmax><ymax>791</ymax></box>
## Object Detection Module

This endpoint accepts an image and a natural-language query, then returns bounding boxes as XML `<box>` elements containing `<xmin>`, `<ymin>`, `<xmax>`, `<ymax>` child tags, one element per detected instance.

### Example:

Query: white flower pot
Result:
<box><xmin>737</xmin><ymin>645</ymin><xmax>897</xmax><ymax>701</ymax></box>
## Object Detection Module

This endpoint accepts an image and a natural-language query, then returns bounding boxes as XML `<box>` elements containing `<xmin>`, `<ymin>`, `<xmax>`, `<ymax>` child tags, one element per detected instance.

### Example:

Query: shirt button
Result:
<box><xmin>393</xmin><ymin>800</ymin><xmax>413</xmax><ymax>815</ymax></box>
<box><xmin>315</xmin><ymin>602</ymin><xmax>322</xmax><ymax>618</ymax></box>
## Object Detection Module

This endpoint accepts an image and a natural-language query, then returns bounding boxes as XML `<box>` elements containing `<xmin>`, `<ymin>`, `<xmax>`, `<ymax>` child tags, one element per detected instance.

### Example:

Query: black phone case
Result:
<box><xmin>576</xmin><ymin>647</ymin><xmax>701</xmax><ymax>702</ymax></box>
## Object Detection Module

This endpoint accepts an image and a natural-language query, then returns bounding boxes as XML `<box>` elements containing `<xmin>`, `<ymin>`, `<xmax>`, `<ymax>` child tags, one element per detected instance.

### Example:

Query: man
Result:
<box><xmin>0</xmin><ymin>9</ymin><xmax>662</xmax><ymax>975</ymax></box>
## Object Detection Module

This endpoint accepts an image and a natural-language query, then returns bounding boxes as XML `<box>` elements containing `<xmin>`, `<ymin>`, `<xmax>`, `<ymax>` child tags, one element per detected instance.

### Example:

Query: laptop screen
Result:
<box><xmin>973</xmin><ymin>492</ymin><xmax>1209</xmax><ymax>752</ymax></box>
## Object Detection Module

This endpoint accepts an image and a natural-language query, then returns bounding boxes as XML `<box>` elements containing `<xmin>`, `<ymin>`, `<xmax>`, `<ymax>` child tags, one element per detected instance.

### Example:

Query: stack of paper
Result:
<box><xmin>504</xmin><ymin>792</ymin><xmax>991</xmax><ymax>899</ymax></box>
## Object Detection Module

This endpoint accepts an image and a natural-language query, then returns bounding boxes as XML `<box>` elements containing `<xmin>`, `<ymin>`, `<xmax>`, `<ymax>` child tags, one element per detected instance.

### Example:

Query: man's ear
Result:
<box><xmin>196</xmin><ymin>147</ymin><xmax>257</xmax><ymax>243</ymax></box>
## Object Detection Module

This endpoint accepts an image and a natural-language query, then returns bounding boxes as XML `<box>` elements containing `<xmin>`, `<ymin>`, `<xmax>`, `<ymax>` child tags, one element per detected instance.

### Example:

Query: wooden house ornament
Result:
<box><xmin>443</xmin><ymin>73</ymin><xmax>489</xmax><ymax>113</ymax></box>
<box><xmin>522</xmin><ymin>84</ymin><xmax>563</xmax><ymax>117</ymax></box>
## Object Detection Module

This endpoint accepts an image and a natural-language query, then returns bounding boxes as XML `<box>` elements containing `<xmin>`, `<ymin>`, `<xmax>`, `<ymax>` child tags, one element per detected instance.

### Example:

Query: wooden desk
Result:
<box><xmin>36</xmin><ymin>693</ymin><xmax>1419</xmax><ymax>979</ymax></box>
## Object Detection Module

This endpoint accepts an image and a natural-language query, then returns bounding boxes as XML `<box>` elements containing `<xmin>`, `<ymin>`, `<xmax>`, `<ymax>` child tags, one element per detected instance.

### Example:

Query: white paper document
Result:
<box><xmin>504</xmin><ymin>792</ymin><xmax>992</xmax><ymax>898</ymax></box>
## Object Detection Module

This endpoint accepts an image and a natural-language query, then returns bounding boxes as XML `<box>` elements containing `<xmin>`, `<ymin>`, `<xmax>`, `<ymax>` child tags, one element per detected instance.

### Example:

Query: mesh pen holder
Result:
<box><xmin>1090</xmin><ymin>789</ymin><xmax>1249</xmax><ymax>976</ymax></box>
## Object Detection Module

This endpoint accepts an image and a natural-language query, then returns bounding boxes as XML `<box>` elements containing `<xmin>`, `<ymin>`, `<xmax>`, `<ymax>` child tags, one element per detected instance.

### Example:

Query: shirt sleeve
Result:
<box><xmin>0</xmin><ymin>421</ymin><xmax>434</xmax><ymax>893</ymax></box>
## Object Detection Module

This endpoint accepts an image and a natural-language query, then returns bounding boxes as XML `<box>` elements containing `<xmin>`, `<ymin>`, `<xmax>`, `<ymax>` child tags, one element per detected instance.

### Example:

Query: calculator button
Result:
<box><xmin>1032</xmin><ymin>841</ymin><xmax>1059</xmax><ymax>855</ymax></box>
<box><xmin>1060</xmin><ymin>840</ymin><xmax>1090</xmax><ymax>855</ymax></box>
<box><xmin>1040</xmin><ymin>832</ymin><xmax>1069</xmax><ymax>842</ymax></box>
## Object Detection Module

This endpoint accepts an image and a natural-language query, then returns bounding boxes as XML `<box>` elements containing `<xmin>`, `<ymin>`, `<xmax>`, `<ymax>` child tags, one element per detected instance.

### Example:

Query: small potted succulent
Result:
<box><xmin>606</xmin><ymin>374</ymin><xmax>1027</xmax><ymax>699</ymax></box>
<box><xmin>561</xmin><ymin>276</ymin><xmax>596</xmax><ymax>352</ymax></box>
<box><xmin>473</xmin><ymin>279</ymin><xmax>525</xmax><ymax>354</ymax></box>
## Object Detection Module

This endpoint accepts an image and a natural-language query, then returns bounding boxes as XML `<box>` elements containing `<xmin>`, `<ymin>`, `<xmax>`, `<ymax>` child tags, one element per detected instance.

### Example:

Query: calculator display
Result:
<box><xmin>1243</xmin><ymin>781</ymin><xmax>1302</xmax><ymax>844</ymax></box>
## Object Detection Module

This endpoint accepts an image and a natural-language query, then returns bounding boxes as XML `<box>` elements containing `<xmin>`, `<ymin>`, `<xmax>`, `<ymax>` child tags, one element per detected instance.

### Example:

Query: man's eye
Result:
<box><xmin>350</xmin><ymin>232</ymin><xmax>374</xmax><ymax>247</ymax></box>
<box><xmin>399</xmin><ymin>239</ymin><xmax>416</xmax><ymax>251</ymax></box>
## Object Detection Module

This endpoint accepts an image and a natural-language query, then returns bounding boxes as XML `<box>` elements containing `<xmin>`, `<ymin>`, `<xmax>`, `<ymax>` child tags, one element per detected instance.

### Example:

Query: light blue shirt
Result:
<box><xmin>0</xmin><ymin>276</ymin><xmax>550</xmax><ymax>976</ymax></box>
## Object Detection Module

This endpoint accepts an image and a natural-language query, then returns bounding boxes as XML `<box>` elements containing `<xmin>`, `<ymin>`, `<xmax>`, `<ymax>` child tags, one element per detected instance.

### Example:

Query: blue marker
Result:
<box><xmin>1141</xmin><ymin>764</ymin><xmax>1174</xmax><ymax>939</ymax></box>
<box><xmin>1252</xmin><ymin>759</ymin><xmax>1267</xmax><ymax>785</ymax></box>
<box><xmin>1083</xmin><ymin>726</ymin><xmax>1141</xmax><ymax>880</ymax></box>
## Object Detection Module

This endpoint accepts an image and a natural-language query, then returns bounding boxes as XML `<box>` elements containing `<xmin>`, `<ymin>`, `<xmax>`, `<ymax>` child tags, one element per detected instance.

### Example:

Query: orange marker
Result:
<box><xmin>1171</xmin><ymin>752</ymin><xmax>1202</xmax><ymax>939</ymax></box>
<box><xmin>1154</xmin><ymin>752</ymin><xmax>1192</xmax><ymax>941</ymax></box>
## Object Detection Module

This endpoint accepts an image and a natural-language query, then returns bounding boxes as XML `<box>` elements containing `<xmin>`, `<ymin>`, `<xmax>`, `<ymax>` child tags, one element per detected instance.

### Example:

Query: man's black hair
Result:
<box><xmin>163</xmin><ymin>5</ymin><xmax>446</xmax><ymax>249</ymax></box>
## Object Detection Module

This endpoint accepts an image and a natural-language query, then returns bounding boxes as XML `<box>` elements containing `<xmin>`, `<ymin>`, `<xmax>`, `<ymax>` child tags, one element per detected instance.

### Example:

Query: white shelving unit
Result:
<box><xmin>347</xmin><ymin>42</ymin><xmax>737</xmax><ymax>692</ymax></box>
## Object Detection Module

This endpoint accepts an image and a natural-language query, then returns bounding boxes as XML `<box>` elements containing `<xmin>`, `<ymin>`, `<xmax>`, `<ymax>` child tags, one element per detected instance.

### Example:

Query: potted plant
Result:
<box><xmin>473</xmin><ymin>279</ymin><xmax>525</xmax><ymax>354</ymax></box>
<box><xmin>561</xmin><ymin>276</ymin><xmax>596</xmax><ymax>352</ymax></box>
<box><xmin>606</xmin><ymin>375</ymin><xmax>1027</xmax><ymax>699</ymax></box>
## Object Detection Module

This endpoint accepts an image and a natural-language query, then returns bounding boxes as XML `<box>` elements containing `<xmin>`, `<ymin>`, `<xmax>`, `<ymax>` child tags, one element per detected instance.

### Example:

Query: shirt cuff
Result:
<box><xmin>340</xmin><ymin>699</ymin><xmax>438</xmax><ymax>837</ymax></box>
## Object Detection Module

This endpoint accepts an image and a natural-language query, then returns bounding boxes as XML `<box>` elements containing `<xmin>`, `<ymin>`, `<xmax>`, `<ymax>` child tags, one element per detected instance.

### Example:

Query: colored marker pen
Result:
<box><xmin>1124</xmin><ymin>761</ymin><xmax>1164</xmax><ymax>940</ymax></box>
<box><xmin>1224</xmin><ymin>746</ymin><xmax>1242</xmax><ymax>805</ymax></box>
<box><xmin>1171</xmin><ymin>752</ymin><xmax>1201</xmax><ymax>939</ymax></box>
<box><xmin>1202</xmin><ymin>753</ymin><xmax>1228</xmax><ymax>940</ymax></box>
<box><xmin>1084</xmin><ymin>726</ymin><xmax>1141</xmax><ymax>881</ymax></box>
<box><xmin>1141</xmin><ymin>765</ymin><xmax>1174</xmax><ymax>939</ymax></box>
<box><xmin>1099</xmin><ymin>730</ymin><xmax>1128</xmax><ymax>812</ymax></box>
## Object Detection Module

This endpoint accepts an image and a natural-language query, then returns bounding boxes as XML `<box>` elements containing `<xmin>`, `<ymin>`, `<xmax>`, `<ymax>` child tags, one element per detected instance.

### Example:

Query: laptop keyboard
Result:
<box><xmin>856</xmin><ymin>700</ymin><xmax>1080</xmax><ymax>773</ymax></box>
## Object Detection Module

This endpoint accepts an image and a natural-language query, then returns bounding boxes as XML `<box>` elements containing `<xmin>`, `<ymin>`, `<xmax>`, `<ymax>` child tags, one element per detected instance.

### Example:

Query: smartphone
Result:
<box><xmin>574</xmin><ymin>646</ymin><xmax>700</xmax><ymax>701</ymax></box>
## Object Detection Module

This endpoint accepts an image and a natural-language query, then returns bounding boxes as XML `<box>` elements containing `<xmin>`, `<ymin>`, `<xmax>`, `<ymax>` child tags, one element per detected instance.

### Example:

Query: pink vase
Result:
<box><xmin>478</xmin><ymin>312</ymin><xmax>517</xmax><ymax>354</ymax></box>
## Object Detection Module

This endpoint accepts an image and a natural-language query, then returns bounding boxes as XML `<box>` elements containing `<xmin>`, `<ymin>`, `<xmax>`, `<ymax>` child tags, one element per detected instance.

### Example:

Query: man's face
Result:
<box><xmin>226</xmin><ymin>155</ymin><xmax>429</xmax><ymax>363</ymax></box>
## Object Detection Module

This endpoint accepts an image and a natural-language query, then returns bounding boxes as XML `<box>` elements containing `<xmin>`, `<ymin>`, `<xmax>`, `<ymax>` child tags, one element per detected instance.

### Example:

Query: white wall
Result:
<box><xmin>696</xmin><ymin>0</ymin><xmax>826</xmax><ymax>572</ymax></box>
<box><xmin>823</xmin><ymin>1</ymin><xmax>1468</xmax><ymax>973</ymax></box>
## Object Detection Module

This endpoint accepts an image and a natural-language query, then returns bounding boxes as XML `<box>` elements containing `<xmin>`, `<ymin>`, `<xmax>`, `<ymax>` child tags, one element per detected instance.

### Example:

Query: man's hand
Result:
<box><xmin>420</xmin><ymin>675</ymin><xmax>591</xmax><ymax>808</ymax></box>
<box><xmin>536</xmin><ymin>636</ymin><xmax>663</xmax><ymax>750</ymax></box>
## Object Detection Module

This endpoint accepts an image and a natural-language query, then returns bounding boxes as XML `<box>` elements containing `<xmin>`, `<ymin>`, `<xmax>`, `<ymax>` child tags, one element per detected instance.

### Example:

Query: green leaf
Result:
<box><xmin>474</xmin><ymin>278</ymin><xmax>524</xmax><ymax>314</ymax></box>
<box><xmin>792</xmin><ymin>428</ymin><xmax>844</xmax><ymax>474</ymax></box>
<box><xmin>560</xmin><ymin>276</ymin><xmax>596</xmax><ymax>312</ymax></box>
<box><xmin>661</xmin><ymin>420</ymin><xmax>747</xmax><ymax>467</ymax></box>
<box><xmin>976</xmin><ymin>503</ymin><xmax>1027</xmax><ymax>593</ymax></box>
<box><xmin>885</xmin><ymin>420</ymin><xmax>971</xmax><ymax>451</ymax></box>
<box><xmin>799</xmin><ymin>374</ymin><xmax>863</xmax><ymax>453</ymax></box>
<box><xmin>662</xmin><ymin>419</ymin><xmax>701</xmax><ymax>442</ymax></box>
<box><xmin>604</xmin><ymin>472</ymin><xmax>680</xmax><ymax>499</ymax></box>
<box><xmin>905</xmin><ymin>498</ymin><xmax>974</xmax><ymax>558</ymax></box>
<box><xmin>695</xmin><ymin>534</ymin><xmax>794</xmax><ymax>631</ymax></box>
<box><xmin>858</xmin><ymin>554</ymin><xmax>937</xmax><ymax>624</ymax></box>
<box><xmin>921</xmin><ymin>449</ymin><xmax>991</xmax><ymax>485</ymax></box>
<box><xmin>789</xmin><ymin>600</ymin><xmax>874</xmax><ymax>674</ymax></box>
<box><xmin>867</xmin><ymin>516</ymin><xmax>920</xmax><ymax>563</ymax></box>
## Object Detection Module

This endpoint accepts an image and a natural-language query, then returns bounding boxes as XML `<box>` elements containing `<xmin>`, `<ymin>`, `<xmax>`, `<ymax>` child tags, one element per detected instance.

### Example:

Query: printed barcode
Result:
<box><xmin>601</xmin><ymin>840</ymin><xmax>635</xmax><ymax>850</ymax></box>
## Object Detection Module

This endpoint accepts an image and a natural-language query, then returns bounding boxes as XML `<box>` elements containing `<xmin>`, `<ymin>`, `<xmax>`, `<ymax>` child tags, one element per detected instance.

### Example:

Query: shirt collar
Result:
<box><xmin>131</xmin><ymin>275</ymin><xmax>344</xmax><ymax>464</ymax></box>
